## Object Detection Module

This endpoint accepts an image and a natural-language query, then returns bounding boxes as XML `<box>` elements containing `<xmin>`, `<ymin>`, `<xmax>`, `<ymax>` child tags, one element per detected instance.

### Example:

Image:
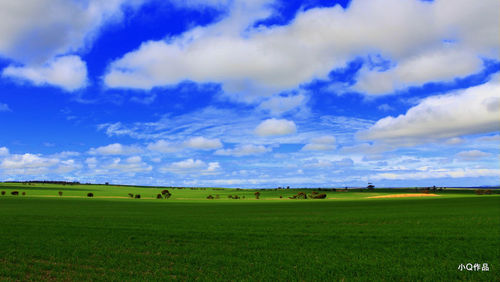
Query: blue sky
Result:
<box><xmin>0</xmin><ymin>0</ymin><xmax>498</xmax><ymax>187</ymax></box>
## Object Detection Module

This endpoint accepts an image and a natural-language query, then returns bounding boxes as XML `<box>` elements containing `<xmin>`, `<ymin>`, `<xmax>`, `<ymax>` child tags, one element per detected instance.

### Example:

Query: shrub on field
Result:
<box><xmin>157</xmin><ymin>194</ymin><xmax>163</xmax><ymax>199</ymax></box>
<box><xmin>233</xmin><ymin>195</ymin><xmax>240</xmax><ymax>199</ymax></box>
<box><xmin>161</xmin><ymin>190</ymin><xmax>171</xmax><ymax>199</ymax></box>
<box><xmin>135</xmin><ymin>194</ymin><xmax>141</xmax><ymax>199</ymax></box>
<box><xmin>313</xmin><ymin>193</ymin><xmax>327</xmax><ymax>199</ymax></box>
<box><xmin>254</xmin><ymin>192</ymin><xmax>260</xmax><ymax>199</ymax></box>
<box><xmin>484</xmin><ymin>189</ymin><xmax>492</xmax><ymax>195</ymax></box>
<box><xmin>128</xmin><ymin>193</ymin><xmax>134</xmax><ymax>198</ymax></box>
<box><xmin>58</xmin><ymin>191</ymin><xmax>63</xmax><ymax>196</ymax></box>
<box><xmin>475</xmin><ymin>189</ymin><xmax>484</xmax><ymax>195</ymax></box>
<box><xmin>279</xmin><ymin>195</ymin><xmax>282</xmax><ymax>198</ymax></box>
<box><xmin>87</xmin><ymin>193</ymin><xmax>94</xmax><ymax>197</ymax></box>
<box><xmin>207</xmin><ymin>195</ymin><xmax>214</xmax><ymax>199</ymax></box>
<box><xmin>1</xmin><ymin>191</ymin><xmax>5</xmax><ymax>195</ymax></box>
<box><xmin>242</xmin><ymin>196</ymin><xmax>245</xmax><ymax>199</ymax></box>
<box><xmin>297</xmin><ymin>192</ymin><xmax>307</xmax><ymax>199</ymax></box>
<box><xmin>22</xmin><ymin>192</ymin><xmax>26</xmax><ymax>196</ymax></box>
<box><xmin>11</xmin><ymin>191</ymin><xmax>19</xmax><ymax>196</ymax></box>
<box><xmin>228</xmin><ymin>195</ymin><xmax>233</xmax><ymax>199</ymax></box>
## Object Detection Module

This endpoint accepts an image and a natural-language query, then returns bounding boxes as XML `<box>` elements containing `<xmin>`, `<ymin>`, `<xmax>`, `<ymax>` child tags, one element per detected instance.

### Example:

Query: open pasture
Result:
<box><xmin>0</xmin><ymin>183</ymin><xmax>498</xmax><ymax>280</ymax></box>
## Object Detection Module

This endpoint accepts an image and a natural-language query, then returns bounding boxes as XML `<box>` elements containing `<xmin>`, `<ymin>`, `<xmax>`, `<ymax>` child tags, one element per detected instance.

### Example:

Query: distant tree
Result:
<box><xmin>156</xmin><ymin>194</ymin><xmax>163</xmax><ymax>199</ymax></box>
<box><xmin>254</xmin><ymin>191</ymin><xmax>260</xmax><ymax>199</ymax></box>
<box><xmin>22</xmin><ymin>192</ymin><xmax>26</xmax><ymax>196</ymax></box>
<box><xmin>161</xmin><ymin>189</ymin><xmax>171</xmax><ymax>199</ymax></box>
<box><xmin>128</xmin><ymin>193</ymin><xmax>134</xmax><ymax>198</ymax></box>
<box><xmin>134</xmin><ymin>194</ymin><xmax>141</xmax><ymax>199</ymax></box>
<box><xmin>206</xmin><ymin>195</ymin><xmax>214</xmax><ymax>199</ymax></box>
<box><xmin>367</xmin><ymin>183</ymin><xmax>375</xmax><ymax>190</ymax></box>
<box><xmin>105</xmin><ymin>182</ymin><xmax>109</xmax><ymax>185</ymax></box>
<box><xmin>1</xmin><ymin>191</ymin><xmax>5</xmax><ymax>196</ymax></box>
<box><xmin>11</xmin><ymin>191</ymin><xmax>19</xmax><ymax>196</ymax></box>
<box><xmin>87</xmin><ymin>193</ymin><xmax>94</xmax><ymax>197</ymax></box>
<box><xmin>58</xmin><ymin>191</ymin><xmax>63</xmax><ymax>197</ymax></box>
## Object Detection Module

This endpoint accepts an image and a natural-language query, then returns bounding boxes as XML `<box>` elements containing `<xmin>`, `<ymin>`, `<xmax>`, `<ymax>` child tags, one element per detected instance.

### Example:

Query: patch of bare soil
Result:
<box><xmin>367</xmin><ymin>193</ymin><xmax>439</xmax><ymax>199</ymax></box>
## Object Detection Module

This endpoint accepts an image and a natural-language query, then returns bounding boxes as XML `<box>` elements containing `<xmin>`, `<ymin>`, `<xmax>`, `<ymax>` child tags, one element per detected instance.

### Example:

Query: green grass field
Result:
<box><xmin>0</xmin><ymin>183</ymin><xmax>499</xmax><ymax>280</ymax></box>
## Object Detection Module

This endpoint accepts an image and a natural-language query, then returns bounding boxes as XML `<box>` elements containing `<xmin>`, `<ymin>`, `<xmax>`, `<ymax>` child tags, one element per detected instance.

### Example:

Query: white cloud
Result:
<box><xmin>3</xmin><ymin>55</ymin><xmax>87</xmax><ymax>91</ymax></box>
<box><xmin>359</xmin><ymin>79</ymin><xmax>500</xmax><ymax>144</ymax></box>
<box><xmin>373</xmin><ymin>168</ymin><xmax>500</xmax><ymax>180</ymax></box>
<box><xmin>185</xmin><ymin>136</ymin><xmax>222</xmax><ymax>150</ymax></box>
<box><xmin>104</xmin><ymin>0</ymin><xmax>498</xmax><ymax>100</ymax></box>
<box><xmin>255</xmin><ymin>118</ymin><xmax>297</xmax><ymax>136</ymax></box>
<box><xmin>353</xmin><ymin>47</ymin><xmax>483</xmax><ymax>95</ymax></box>
<box><xmin>104</xmin><ymin>156</ymin><xmax>152</xmax><ymax>173</ymax></box>
<box><xmin>88</xmin><ymin>143</ymin><xmax>143</xmax><ymax>155</ymax></box>
<box><xmin>0</xmin><ymin>147</ymin><xmax>9</xmax><ymax>156</ymax></box>
<box><xmin>146</xmin><ymin>140</ymin><xmax>180</xmax><ymax>153</ymax></box>
<box><xmin>445</xmin><ymin>137</ymin><xmax>464</xmax><ymax>145</ymax></box>
<box><xmin>215</xmin><ymin>144</ymin><xmax>271</xmax><ymax>157</ymax></box>
<box><xmin>258</xmin><ymin>94</ymin><xmax>306</xmax><ymax>115</ymax></box>
<box><xmin>302</xmin><ymin>135</ymin><xmax>336</xmax><ymax>151</ymax></box>
<box><xmin>0</xmin><ymin>103</ymin><xmax>11</xmax><ymax>112</ymax></box>
<box><xmin>160</xmin><ymin>158</ymin><xmax>221</xmax><ymax>175</ymax></box>
<box><xmin>455</xmin><ymin>150</ymin><xmax>492</xmax><ymax>161</ymax></box>
<box><xmin>0</xmin><ymin>0</ymin><xmax>143</xmax><ymax>64</ymax></box>
<box><xmin>0</xmin><ymin>153</ymin><xmax>60</xmax><ymax>175</ymax></box>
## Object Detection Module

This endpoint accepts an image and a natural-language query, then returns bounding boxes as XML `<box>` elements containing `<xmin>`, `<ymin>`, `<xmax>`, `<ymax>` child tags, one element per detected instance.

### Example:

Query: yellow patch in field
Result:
<box><xmin>367</xmin><ymin>193</ymin><xmax>439</xmax><ymax>199</ymax></box>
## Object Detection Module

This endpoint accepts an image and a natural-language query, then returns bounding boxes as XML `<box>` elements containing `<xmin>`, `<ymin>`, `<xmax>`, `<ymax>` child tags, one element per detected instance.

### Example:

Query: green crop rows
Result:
<box><xmin>0</xmin><ymin>183</ymin><xmax>498</xmax><ymax>280</ymax></box>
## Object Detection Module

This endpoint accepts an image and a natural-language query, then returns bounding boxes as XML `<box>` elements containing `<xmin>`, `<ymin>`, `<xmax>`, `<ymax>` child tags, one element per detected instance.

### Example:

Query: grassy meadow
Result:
<box><xmin>0</xmin><ymin>182</ymin><xmax>499</xmax><ymax>280</ymax></box>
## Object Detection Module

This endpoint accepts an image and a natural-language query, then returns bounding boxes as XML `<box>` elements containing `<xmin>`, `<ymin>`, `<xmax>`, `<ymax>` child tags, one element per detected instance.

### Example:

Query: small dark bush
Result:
<box><xmin>233</xmin><ymin>195</ymin><xmax>240</xmax><ymax>199</ymax></box>
<box><xmin>484</xmin><ymin>189</ymin><xmax>492</xmax><ymax>195</ymax></box>
<box><xmin>135</xmin><ymin>194</ymin><xmax>141</xmax><ymax>199</ymax></box>
<box><xmin>22</xmin><ymin>192</ymin><xmax>26</xmax><ymax>196</ymax></box>
<box><xmin>87</xmin><ymin>193</ymin><xmax>94</xmax><ymax>197</ymax></box>
<box><xmin>11</xmin><ymin>191</ymin><xmax>19</xmax><ymax>196</ymax></box>
<box><xmin>58</xmin><ymin>191</ymin><xmax>63</xmax><ymax>196</ymax></box>
<box><xmin>157</xmin><ymin>194</ymin><xmax>163</xmax><ymax>199</ymax></box>
<box><xmin>254</xmin><ymin>191</ymin><xmax>260</xmax><ymax>199</ymax></box>
<box><xmin>1</xmin><ymin>191</ymin><xmax>5</xmax><ymax>195</ymax></box>
<box><xmin>242</xmin><ymin>196</ymin><xmax>245</xmax><ymax>199</ymax></box>
<box><xmin>228</xmin><ymin>195</ymin><xmax>233</xmax><ymax>199</ymax></box>
<box><xmin>475</xmin><ymin>189</ymin><xmax>484</xmax><ymax>195</ymax></box>
<box><xmin>128</xmin><ymin>193</ymin><xmax>134</xmax><ymax>198</ymax></box>
<box><xmin>313</xmin><ymin>193</ymin><xmax>327</xmax><ymax>199</ymax></box>
<box><xmin>207</xmin><ymin>195</ymin><xmax>214</xmax><ymax>199</ymax></box>
<box><xmin>279</xmin><ymin>195</ymin><xmax>283</xmax><ymax>198</ymax></box>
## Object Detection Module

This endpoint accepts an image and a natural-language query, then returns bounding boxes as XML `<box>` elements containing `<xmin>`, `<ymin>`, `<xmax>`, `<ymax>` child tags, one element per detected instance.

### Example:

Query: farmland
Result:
<box><xmin>0</xmin><ymin>183</ymin><xmax>499</xmax><ymax>280</ymax></box>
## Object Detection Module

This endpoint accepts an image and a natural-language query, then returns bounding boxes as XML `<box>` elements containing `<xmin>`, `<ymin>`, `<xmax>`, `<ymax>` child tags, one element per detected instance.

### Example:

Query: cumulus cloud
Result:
<box><xmin>185</xmin><ymin>136</ymin><xmax>222</xmax><ymax>150</ymax></box>
<box><xmin>0</xmin><ymin>0</ymin><xmax>142</xmax><ymax>64</ymax></box>
<box><xmin>3</xmin><ymin>55</ymin><xmax>87</xmax><ymax>91</ymax></box>
<box><xmin>88</xmin><ymin>143</ymin><xmax>143</xmax><ymax>155</ymax></box>
<box><xmin>359</xmin><ymin>79</ymin><xmax>500</xmax><ymax>144</ymax></box>
<box><xmin>104</xmin><ymin>0</ymin><xmax>498</xmax><ymax>100</ymax></box>
<box><xmin>0</xmin><ymin>153</ymin><xmax>79</xmax><ymax>175</ymax></box>
<box><xmin>302</xmin><ymin>136</ymin><xmax>336</xmax><ymax>151</ymax></box>
<box><xmin>146</xmin><ymin>140</ymin><xmax>180</xmax><ymax>153</ymax></box>
<box><xmin>258</xmin><ymin>94</ymin><xmax>306</xmax><ymax>115</ymax></box>
<box><xmin>455</xmin><ymin>150</ymin><xmax>492</xmax><ymax>161</ymax></box>
<box><xmin>104</xmin><ymin>156</ymin><xmax>152</xmax><ymax>173</ymax></box>
<box><xmin>353</xmin><ymin>47</ymin><xmax>484</xmax><ymax>95</ymax></box>
<box><xmin>372</xmin><ymin>168</ymin><xmax>500</xmax><ymax>180</ymax></box>
<box><xmin>255</xmin><ymin>118</ymin><xmax>297</xmax><ymax>136</ymax></box>
<box><xmin>215</xmin><ymin>144</ymin><xmax>271</xmax><ymax>157</ymax></box>
<box><xmin>160</xmin><ymin>158</ymin><xmax>221</xmax><ymax>175</ymax></box>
